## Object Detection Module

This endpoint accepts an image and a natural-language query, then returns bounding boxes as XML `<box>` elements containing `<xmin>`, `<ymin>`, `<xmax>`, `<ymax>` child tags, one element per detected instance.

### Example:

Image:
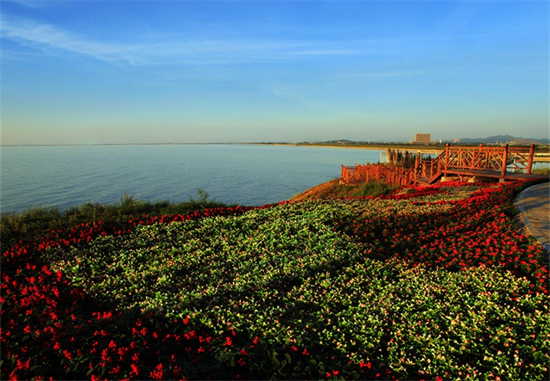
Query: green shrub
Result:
<box><xmin>532</xmin><ymin>167</ymin><xmax>549</xmax><ymax>176</ymax></box>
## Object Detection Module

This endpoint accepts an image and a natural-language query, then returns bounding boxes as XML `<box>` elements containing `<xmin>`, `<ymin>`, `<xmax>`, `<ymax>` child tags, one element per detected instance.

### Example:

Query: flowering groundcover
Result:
<box><xmin>1</xmin><ymin>180</ymin><xmax>549</xmax><ymax>380</ymax></box>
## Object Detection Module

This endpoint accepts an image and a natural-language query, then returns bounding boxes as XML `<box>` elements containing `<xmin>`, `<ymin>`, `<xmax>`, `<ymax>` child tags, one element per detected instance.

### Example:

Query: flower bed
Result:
<box><xmin>2</xmin><ymin>180</ymin><xmax>549</xmax><ymax>380</ymax></box>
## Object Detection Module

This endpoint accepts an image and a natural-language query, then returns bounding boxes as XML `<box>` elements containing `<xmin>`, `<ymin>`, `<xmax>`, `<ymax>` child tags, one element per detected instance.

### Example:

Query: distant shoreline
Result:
<box><xmin>2</xmin><ymin>142</ymin><xmax>549</xmax><ymax>159</ymax></box>
<box><xmin>247</xmin><ymin>143</ymin><xmax>550</xmax><ymax>163</ymax></box>
<box><xmin>243</xmin><ymin>142</ymin><xmax>448</xmax><ymax>153</ymax></box>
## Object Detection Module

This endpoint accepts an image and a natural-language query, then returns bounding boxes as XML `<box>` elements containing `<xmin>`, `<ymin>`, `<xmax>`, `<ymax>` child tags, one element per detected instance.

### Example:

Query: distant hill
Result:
<box><xmin>509</xmin><ymin>138</ymin><xmax>547</xmax><ymax>145</ymax></box>
<box><xmin>456</xmin><ymin>135</ymin><xmax>515</xmax><ymax>144</ymax></box>
<box><xmin>454</xmin><ymin>135</ymin><xmax>549</xmax><ymax>145</ymax></box>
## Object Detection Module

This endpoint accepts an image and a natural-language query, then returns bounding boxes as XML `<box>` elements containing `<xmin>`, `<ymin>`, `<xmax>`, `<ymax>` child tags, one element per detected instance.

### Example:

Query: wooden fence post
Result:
<box><xmin>527</xmin><ymin>144</ymin><xmax>535</xmax><ymax>174</ymax></box>
<box><xmin>479</xmin><ymin>143</ymin><xmax>484</xmax><ymax>169</ymax></box>
<box><xmin>445</xmin><ymin>143</ymin><xmax>450</xmax><ymax>171</ymax></box>
<box><xmin>341</xmin><ymin>165</ymin><xmax>348</xmax><ymax>183</ymax></box>
<box><xmin>501</xmin><ymin>144</ymin><xmax>509</xmax><ymax>181</ymax></box>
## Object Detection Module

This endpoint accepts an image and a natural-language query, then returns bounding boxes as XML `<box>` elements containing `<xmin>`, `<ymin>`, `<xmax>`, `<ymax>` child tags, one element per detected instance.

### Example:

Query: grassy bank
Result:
<box><xmin>292</xmin><ymin>179</ymin><xmax>398</xmax><ymax>201</ymax></box>
<box><xmin>2</xmin><ymin>180</ymin><xmax>549</xmax><ymax>380</ymax></box>
<box><xmin>0</xmin><ymin>177</ymin><xmax>413</xmax><ymax>247</ymax></box>
<box><xmin>0</xmin><ymin>190</ymin><xmax>228</xmax><ymax>249</ymax></box>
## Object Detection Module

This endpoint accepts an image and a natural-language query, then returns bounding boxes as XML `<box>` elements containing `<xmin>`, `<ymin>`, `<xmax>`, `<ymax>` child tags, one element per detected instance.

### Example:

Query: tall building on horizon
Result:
<box><xmin>414</xmin><ymin>133</ymin><xmax>431</xmax><ymax>144</ymax></box>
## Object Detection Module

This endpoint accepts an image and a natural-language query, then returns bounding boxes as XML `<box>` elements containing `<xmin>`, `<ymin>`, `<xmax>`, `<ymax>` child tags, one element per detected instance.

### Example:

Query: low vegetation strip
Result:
<box><xmin>291</xmin><ymin>179</ymin><xmax>398</xmax><ymax>201</ymax></box>
<box><xmin>1</xmin><ymin>180</ymin><xmax>549</xmax><ymax>380</ymax></box>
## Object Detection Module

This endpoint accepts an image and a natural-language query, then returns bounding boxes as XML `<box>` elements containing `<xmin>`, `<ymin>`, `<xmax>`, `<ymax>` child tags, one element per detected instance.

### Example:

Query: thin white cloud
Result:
<box><xmin>289</xmin><ymin>49</ymin><xmax>356</xmax><ymax>56</ymax></box>
<box><xmin>1</xmin><ymin>14</ymin><xmax>361</xmax><ymax>66</ymax></box>
<box><xmin>8</xmin><ymin>0</ymin><xmax>60</xmax><ymax>9</ymax></box>
<box><xmin>2</xmin><ymin>15</ymin><xmax>138</xmax><ymax>63</ymax></box>
<box><xmin>337</xmin><ymin>70</ymin><xmax>432</xmax><ymax>80</ymax></box>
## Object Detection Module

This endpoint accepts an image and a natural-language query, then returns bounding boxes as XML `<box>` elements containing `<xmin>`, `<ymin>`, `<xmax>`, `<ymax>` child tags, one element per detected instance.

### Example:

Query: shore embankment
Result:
<box><xmin>291</xmin><ymin>178</ymin><xmax>398</xmax><ymax>201</ymax></box>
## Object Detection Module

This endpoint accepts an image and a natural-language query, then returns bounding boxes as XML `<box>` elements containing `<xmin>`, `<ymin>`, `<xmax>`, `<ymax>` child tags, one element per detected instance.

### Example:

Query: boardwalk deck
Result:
<box><xmin>438</xmin><ymin>168</ymin><xmax>544</xmax><ymax>182</ymax></box>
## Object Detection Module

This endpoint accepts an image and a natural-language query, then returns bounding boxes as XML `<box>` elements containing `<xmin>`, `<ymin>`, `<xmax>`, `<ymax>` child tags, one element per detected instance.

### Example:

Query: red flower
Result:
<box><xmin>130</xmin><ymin>363</ymin><xmax>140</xmax><ymax>377</ymax></box>
<box><xmin>149</xmin><ymin>363</ymin><xmax>164</xmax><ymax>380</ymax></box>
<box><xmin>173</xmin><ymin>365</ymin><xmax>183</xmax><ymax>379</ymax></box>
<box><xmin>359</xmin><ymin>361</ymin><xmax>372</xmax><ymax>369</ymax></box>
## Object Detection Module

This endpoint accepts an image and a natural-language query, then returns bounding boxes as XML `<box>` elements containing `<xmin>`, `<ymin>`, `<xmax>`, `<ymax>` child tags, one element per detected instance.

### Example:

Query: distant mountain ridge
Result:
<box><xmin>316</xmin><ymin>135</ymin><xmax>549</xmax><ymax>145</ymax></box>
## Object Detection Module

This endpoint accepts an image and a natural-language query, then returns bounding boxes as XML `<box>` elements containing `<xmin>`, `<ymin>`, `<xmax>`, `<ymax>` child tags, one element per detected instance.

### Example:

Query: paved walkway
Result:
<box><xmin>516</xmin><ymin>182</ymin><xmax>550</xmax><ymax>252</ymax></box>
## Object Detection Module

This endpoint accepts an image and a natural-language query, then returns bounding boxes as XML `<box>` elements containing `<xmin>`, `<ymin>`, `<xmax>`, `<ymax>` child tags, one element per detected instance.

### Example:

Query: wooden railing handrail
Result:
<box><xmin>341</xmin><ymin>144</ymin><xmax>535</xmax><ymax>186</ymax></box>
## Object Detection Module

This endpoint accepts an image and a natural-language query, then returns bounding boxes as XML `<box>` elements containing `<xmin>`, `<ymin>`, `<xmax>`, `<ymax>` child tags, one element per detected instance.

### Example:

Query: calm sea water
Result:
<box><xmin>0</xmin><ymin>144</ymin><xmax>384</xmax><ymax>213</ymax></box>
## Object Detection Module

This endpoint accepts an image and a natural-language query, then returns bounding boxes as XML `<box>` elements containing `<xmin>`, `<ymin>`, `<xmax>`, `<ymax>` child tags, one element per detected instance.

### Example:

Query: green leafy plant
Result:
<box><xmin>189</xmin><ymin>188</ymin><xmax>214</xmax><ymax>204</ymax></box>
<box><xmin>2</xmin><ymin>180</ymin><xmax>549</xmax><ymax>380</ymax></box>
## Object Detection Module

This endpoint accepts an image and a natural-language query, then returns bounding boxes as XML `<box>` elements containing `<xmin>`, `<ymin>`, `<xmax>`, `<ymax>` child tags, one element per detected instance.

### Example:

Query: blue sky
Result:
<box><xmin>1</xmin><ymin>0</ymin><xmax>548</xmax><ymax>145</ymax></box>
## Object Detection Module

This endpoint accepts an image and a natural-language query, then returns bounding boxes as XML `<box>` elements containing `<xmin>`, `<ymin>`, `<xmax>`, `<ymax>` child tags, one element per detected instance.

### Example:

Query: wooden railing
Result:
<box><xmin>417</xmin><ymin>149</ymin><xmax>445</xmax><ymax>183</ymax></box>
<box><xmin>341</xmin><ymin>144</ymin><xmax>536</xmax><ymax>186</ymax></box>
<box><xmin>341</xmin><ymin>163</ymin><xmax>416</xmax><ymax>186</ymax></box>
<box><xmin>441</xmin><ymin>144</ymin><xmax>534</xmax><ymax>172</ymax></box>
